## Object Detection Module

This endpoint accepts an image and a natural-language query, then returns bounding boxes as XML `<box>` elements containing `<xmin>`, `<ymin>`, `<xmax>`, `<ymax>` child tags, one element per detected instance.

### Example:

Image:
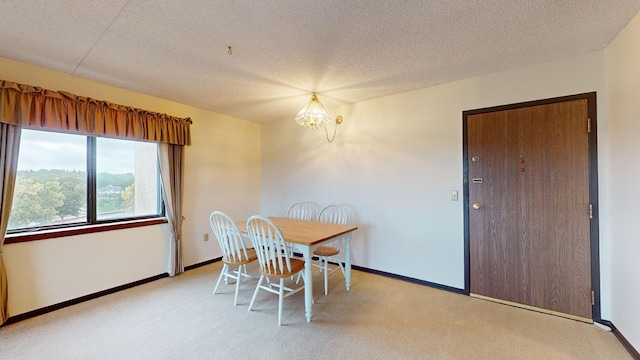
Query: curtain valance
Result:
<box><xmin>0</xmin><ymin>80</ymin><xmax>191</xmax><ymax>145</ymax></box>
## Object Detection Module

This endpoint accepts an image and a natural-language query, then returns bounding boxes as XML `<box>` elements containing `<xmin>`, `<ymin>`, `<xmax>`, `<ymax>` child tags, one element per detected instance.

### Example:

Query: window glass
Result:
<box><xmin>8</xmin><ymin>130</ymin><xmax>87</xmax><ymax>230</ymax></box>
<box><xmin>96</xmin><ymin>137</ymin><xmax>159</xmax><ymax>220</ymax></box>
<box><xmin>8</xmin><ymin>129</ymin><xmax>162</xmax><ymax>233</ymax></box>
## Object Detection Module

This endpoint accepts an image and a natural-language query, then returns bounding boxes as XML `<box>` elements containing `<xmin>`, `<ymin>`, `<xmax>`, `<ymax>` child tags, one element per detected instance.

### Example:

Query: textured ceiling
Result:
<box><xmin>1</xmin><ymin>1</ymin><xmax>639</xmax><ymax>123</ymax></box>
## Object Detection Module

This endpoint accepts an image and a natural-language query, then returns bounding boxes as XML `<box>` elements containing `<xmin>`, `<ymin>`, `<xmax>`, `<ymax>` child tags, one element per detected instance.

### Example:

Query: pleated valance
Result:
<box><xmin>0</xmin><ymin>80</ymin><xmax>191</xmax><ymax>145</ymax></box>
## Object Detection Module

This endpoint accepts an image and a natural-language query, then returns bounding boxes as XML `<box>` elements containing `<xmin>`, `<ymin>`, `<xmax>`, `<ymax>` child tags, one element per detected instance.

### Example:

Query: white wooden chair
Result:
<box><xmin>313</xmin><ymin>204</ymin><xmax>348</xmax><ymax>295</ymax></box>
<box><xmin>245</xmin><ymin>215</ymin><xmax>305</xmax><ymax>326</ymax></box>
<box><xmin>286</xmin><ymin>201</ymin><xmax>315</xmax><ymax>220</ymax></box>
<box><xmin>209</xmin><ymin>211</ymin><xmax>257</xmax><ymax>306</ymax></box>
<box><xmin>285</xmin><ymin>201</ymin><xmax>315</xmax><ymax>259</ymax></box>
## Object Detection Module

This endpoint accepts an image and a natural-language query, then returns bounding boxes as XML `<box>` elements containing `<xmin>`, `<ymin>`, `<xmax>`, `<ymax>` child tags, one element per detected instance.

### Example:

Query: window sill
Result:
<box><xmin>4</xmin><ymin>218</ymin><xmax>168</xmax><ymax>244</ymax></box>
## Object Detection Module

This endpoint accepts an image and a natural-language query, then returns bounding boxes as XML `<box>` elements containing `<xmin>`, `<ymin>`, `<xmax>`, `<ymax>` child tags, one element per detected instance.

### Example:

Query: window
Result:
<box><xmin>96</xmin><ymin>137</ymin><xmax>160</xmax><ymax>221</ymax></box>
<box><xmin>7</xmin><ymin>129</ymin><xmax>162</xmax><ymax>233</ymax></box>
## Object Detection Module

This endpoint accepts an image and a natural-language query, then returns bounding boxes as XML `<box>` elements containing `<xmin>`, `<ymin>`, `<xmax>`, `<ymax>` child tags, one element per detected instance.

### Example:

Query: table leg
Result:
<box><xmin>301</xmin><ymin>246</ymin><xmax>313</xmax><ymax>322</ymax></box>
<box><xmin>345</xmin><ymin>233</ymin><xmax>352</xmax><ymax>291</ymax></box>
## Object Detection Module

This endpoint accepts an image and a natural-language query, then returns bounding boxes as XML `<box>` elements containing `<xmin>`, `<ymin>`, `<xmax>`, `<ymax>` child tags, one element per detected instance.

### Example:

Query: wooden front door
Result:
<box><xmin>466</xmin><ymin>97</ymin><xmax>593</xmax><ymax>321</ymax></box>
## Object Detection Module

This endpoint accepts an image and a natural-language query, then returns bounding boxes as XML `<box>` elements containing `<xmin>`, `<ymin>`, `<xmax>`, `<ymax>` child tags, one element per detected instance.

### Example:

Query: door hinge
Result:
<box><xmin>589</xmin><ymin>204</ymin><xmax>593</xmax><ymax>219</ymax></box>
<box><xmin>587</xmin><ymin>118</ymin><xmax>592</xmax><ymax>133</ymax></box>
<box><xmin>591</xmin><ymin>290</ymin><xmax>595</xmax><ymax>305</ymax></box>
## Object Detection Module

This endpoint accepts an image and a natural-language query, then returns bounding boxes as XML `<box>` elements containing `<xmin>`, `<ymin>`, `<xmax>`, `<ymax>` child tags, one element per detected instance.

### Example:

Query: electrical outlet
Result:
<box><xmin>204</xmin><ymin>233</ymin><xmax>209</xmax><ymax>241</ymax></box>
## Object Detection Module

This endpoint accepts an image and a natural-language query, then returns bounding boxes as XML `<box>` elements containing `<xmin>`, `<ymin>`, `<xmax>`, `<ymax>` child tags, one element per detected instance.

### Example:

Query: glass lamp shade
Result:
<box><xmin>294</xmin><ymin>94</ymin><xmax>332</xmax><ymax>129</ymax></box>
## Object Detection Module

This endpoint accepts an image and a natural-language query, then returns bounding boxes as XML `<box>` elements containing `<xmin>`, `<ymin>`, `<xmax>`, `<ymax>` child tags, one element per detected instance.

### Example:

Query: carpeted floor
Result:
<box><xmin>0</xmin><ymin>262</ymin><xmax>631</xmax><ymax>359</ymax></box>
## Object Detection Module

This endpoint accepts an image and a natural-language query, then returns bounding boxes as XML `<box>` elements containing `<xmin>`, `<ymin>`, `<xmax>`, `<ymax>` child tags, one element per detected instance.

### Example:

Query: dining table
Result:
<box><xmin>236</xmin><ymin>216</ymin><xmax>358</xmax><ymax>322</ymax></box>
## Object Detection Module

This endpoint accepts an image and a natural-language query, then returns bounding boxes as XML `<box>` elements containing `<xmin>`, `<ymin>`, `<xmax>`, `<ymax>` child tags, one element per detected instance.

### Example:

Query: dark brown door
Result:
<box><xmin>467</xmin><ymin>99</ymin><xmax>592</xmax><ymax>321</ymax></box>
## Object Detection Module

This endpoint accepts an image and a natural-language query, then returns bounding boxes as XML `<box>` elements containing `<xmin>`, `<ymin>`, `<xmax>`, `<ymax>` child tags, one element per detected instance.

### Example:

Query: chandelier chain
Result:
<box><xmin>324</xmin><ymin>121</ymin><xmax>338</xmax><ymax>143</ymax></box>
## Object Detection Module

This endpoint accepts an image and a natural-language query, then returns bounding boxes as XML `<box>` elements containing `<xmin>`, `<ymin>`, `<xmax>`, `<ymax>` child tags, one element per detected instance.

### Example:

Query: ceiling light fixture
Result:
<box><xmin>294</xmin><ymin>94</ymin><xmax>344</xmax><ymax>143</ymax></box>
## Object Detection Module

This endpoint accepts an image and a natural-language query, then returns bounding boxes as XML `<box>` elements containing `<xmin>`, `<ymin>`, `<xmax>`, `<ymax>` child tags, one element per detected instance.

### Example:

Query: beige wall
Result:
<box><xmin>260</xmin><ymin>51</ymin><xmax>607</xmax><ymax>307</ymax></box>
<box><xmin>0</xmin><ymin>57</ymin><xmax>261</xmax><ymax>316</ymax></box>
<box><xmin>605</xmin><ymin>10</ymin><xmax>640</xmax><ymax>351</ymax></box>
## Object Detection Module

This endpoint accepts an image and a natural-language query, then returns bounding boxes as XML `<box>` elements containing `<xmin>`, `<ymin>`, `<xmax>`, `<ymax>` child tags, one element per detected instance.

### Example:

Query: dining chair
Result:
<box><xmin>245</xmin><ymin>215</ymin><xmax>305</xmax><ymax>326</ymax></box>
<box><xmin>285</xmin><ymin>201</ymin><xmax>315</xmax><ymax>221</ymax></box>
<box><xmin>313</xmin><ymin>204</ymin><xmax>348</xmax><ymax>295</ymax></box>
<box><xmin>285</xmin><ymin>201</ymin><xmax>315</xmax><ymax>259</ymax></box>
<box><xmin>209</xmin><ymin>211</ymin><xmax>258</xmax><ymax>306</ymax></box>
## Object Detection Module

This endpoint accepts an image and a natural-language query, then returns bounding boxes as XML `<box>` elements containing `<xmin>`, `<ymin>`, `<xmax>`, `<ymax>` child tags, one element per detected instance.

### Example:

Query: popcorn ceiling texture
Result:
<box><xmin>0</xmin><ymin>0</ymin><xmax>638</xmax><ymax>122</ymax></box>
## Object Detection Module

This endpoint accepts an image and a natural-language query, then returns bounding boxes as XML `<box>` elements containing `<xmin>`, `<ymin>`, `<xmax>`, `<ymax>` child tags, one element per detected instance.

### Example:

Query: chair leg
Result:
<box><xmin>249</xmin><ymin>275</ymin><xmax>264</xmax><ymax>312</ymax></box>
<box><xmin>323</xmin><ymin>256</ymin><xmax>329</xmax><ymax>295</ymax></box>
<box><xmin>234</xmin><ymin>266</ymin><xmax>242</xmax><ymax>306</ymax></box>
<box><xmin>338</xmin><ymin>260</ymin><xmax>345</xmax><ymax>276</ymax></box>
<box><xmin>278</xmin><ymin>278</ymin><xmax>284</xmax><ymax>326</ymax></box>
<box><xmin>240</xmin><ymin>264</ymin><xmax>252</xmax><ymax>279</ymax></box>
<box><xmin>213</xmin><ymin>264</ymin><xmax>228</xmax><ymax>295</ymax></box>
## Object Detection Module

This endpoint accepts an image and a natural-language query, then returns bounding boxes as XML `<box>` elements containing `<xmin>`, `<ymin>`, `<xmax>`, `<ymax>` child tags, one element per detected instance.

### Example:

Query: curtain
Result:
<box><xmin>0</xmin><ymin>80</ymin><xmax>191</xmax><ymax>145</ymax></box>
<box><xmin>0</xmin><ymin>123</ymin><xmax>21</xmax><ymax>325</ymax></box>
<box><xmin>158</xmin><ymin>143</ymin><xmax>185</xmax><ymax>276</ymax></box>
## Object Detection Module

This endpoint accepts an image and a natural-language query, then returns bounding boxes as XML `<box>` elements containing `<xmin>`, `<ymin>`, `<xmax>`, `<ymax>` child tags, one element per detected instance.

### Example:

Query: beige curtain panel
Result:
<box><xmin>158</xmin><ymin>143</ymin><xmax>185</xmax><ymax>277</ymax></box>
<box><xmin>0</xmin><ymin>80</ymin><xmax>191</xmax><ymax>146</ymax></box>
<box><xmin>0</xmin><ymin>123</ymin><xmax>21</xmax><ymax>325</ymax></box>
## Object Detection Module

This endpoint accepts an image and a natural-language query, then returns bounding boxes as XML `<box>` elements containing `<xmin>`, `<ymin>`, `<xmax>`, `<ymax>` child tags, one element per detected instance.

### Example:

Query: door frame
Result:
<box><xmin>462</xmin><ymin>92</ymin><xmax>602</xmax><ymax>322</ymax></box>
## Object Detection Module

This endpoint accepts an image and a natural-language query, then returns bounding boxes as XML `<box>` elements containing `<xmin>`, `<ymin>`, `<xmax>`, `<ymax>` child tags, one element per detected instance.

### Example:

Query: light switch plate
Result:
<box><xmin>451</xmin><ymin>190</ymin><xmax>459</xmax><ymax>201</ymax></box>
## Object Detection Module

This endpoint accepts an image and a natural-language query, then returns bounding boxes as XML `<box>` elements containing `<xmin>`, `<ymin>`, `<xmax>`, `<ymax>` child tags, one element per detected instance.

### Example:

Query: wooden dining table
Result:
<box><xmin>236</xmin><ymin>216</ymin><xmax>358</xmax><ymax>322</ymax></box>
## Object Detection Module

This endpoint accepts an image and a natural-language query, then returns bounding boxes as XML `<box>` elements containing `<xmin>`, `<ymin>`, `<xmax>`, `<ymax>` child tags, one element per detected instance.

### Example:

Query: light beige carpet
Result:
<box><xmin>0</xmin><ymin>262</ymin><xmax>631</xmax><ymax>360</ymax></box>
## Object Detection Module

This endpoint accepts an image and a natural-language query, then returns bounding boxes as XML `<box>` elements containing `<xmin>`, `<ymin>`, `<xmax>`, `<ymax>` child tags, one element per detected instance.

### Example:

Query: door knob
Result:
<box><xmin>472</xmin><ymin>203</ymin><xmax>481</xmax><ymax>210</ymax></box>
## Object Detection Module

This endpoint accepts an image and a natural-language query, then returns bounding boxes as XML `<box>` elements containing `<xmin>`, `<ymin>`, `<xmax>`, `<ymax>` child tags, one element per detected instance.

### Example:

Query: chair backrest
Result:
<box><xmin>209</xmin><ymin>211</ymin><xmax>250</xmax><ymax>263</ymax></box>
<box><xmin>286</xmin><ymin>201</ymin><xmax>314</xmax><ymax>221</ymax></box>
<box><xmin>246</xmin><ymin>215</ymin><xmax>294</xmax><ymax>276</ymax></box>
<box><xmin>316</xmin><ymin>204</ymin><xmax>348</xmax><ymax>225</ymax></box>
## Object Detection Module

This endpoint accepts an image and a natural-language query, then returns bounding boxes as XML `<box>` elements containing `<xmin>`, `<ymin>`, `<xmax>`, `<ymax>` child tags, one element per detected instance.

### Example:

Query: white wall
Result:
<box><xmin>261</xmin><ymin>52</ymin><xmax>607</xmax><ymax>305</ymax></box>
<box><xmin>3</xmin><ymin>226</ymin><xmax>168</xmax><ymax>315</ymax></box>
<box><xmin>181</xmin><ymin>105</ymin><xmax>261</xmax><ymax>266</ymax></box>
<box><xmin>604</xmin><ymin>11</ymin><xmax>640</xmax><ymax>351</ymax></box>
<box><xmin>0</xmin><ymin>57</ymin><xmax>261</xmax><ymax>316</ymax></box>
